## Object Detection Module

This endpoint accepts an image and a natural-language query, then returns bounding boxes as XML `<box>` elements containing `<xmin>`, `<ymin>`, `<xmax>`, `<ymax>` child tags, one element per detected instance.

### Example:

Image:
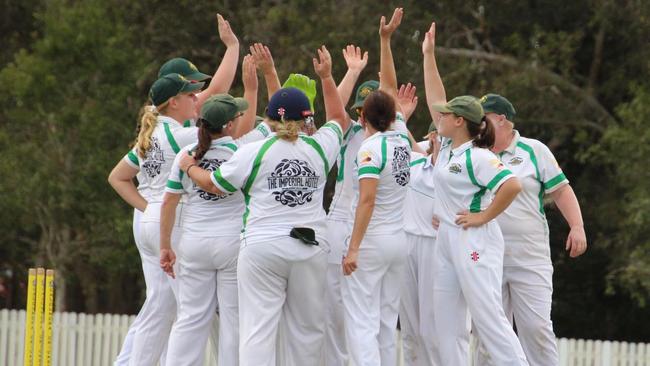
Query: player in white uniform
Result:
<box><xmin>108</xmin><ymin>73</ymin><xmax>204</xmax><ymax>366</ymax></box>
<box><xmin>427</xmin><ymin>95</ymin><xmax>528</xmax><ymax>366</ymax></box>
<box><xmin>175</xmin><ymin>46</ymin><xmax>349</xmax><ymax>366</ymax></box>
<box><xmin>113</xmin><ymin>15</ymin><xmax>241</xmax><ymax>366</ymax></box>
<box><xmin>473</xmin><ymin>94</ymin><xmax>587</xmax><ymax>366</ymax></box>
<box><xmin>400</xmin><ymin>127</ymin><xmax>442</xmax><ymax>366</ymax></box>
<box><xmin>159</xmin><ymin>93</ymin><xmax>256</xmax><ymax>366</ymax></box>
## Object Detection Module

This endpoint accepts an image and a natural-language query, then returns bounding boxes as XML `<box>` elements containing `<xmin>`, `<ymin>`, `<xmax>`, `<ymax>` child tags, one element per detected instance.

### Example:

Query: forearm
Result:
<box><xmin>379</xmin><ymin>37</ymin><xmax>398</xmax><ymax>97</ymax></box>
<box><xmin>109</xmin><ymin>179</ymin><xmax>147</xmax><ymax>212</ymax></box>
<box><xmin>337</xmin><ymin>69</ymin><xmax>362</xmax><ymax>107</ymax></box>
<box><xmin>423</xmin><ymin>51</ymin><xmax>446</xmax><ymax>125</ymax></box>
<box><xmin>209</xmin><ymin>45</ymin><xmax>240</xmax><ymax>94</ymax></box>
<box><xmin>263</xmin><ymin>69</ymin><xmax>281</xmax><ymax>100</ymax></box>
<box><xmin>186</xmin><ymin>167</ymin><xmax>222</xmax><ymax>194</ymax></box>
<box><xmin>235</xmin><ymin>87</ymin><xmax>258</xmax><ymax>138</ymax></box>
<box><xmin>322</xmin><ymin>75</ymin><xmax>348</xmax><ymax>130</ymax></box>
<box><xmin>482</xmin><ymin>178</ymin><xmax>521</xmax><ymax>221</ymax></box>
<box><xmin>550</xmin><ymin>185</ymin><xmax>584</xmax><ymax>228</ymax></box>
<box><xmin>160</xmin><ymin>194</ymin><xmax>180</xmax><ymax>251</ymax></box>
<box><xmin>348</xmin><ymin>201</ymin><xmax>375</xmax><ymax>252</ymax></box>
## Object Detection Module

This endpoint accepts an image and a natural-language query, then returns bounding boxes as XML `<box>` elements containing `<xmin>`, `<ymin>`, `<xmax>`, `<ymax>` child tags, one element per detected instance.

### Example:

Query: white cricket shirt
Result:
<box><xmin>403</xmin><ymin>152</ymin><xmax>437</xmax><ymax>238</ymax></box>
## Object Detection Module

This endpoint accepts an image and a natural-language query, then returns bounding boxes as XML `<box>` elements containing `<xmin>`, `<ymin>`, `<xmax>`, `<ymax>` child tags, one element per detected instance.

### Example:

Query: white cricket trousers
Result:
<box><xmin>400</xmin><ymin>232</ymin><xmax>440</xmax><ymax>366</ymax></box>
<box><xmin>237</xmin><ymin>237</ymin><xmax>327</xmax><ymax>366</ymax></box>
<box><xmin>474</xmin><ymin>263</ymin><xmax>558</xmax><ymax>366</ymax></box>
<box><xmin>341</xmin><ymin>232</ymin><xmax>407</xmax><ymax>366</ymax></box>
<box><xmin>432</xmin><ymin>222</ymin><xmax>528</xmax><ymax>366</ymax></box>
<box><xmin>119</xmin><ymin>220</ymin><xmax>179</xmax><ymax>366</ymax></box>
<box><xmin>165</xmin><ymin>233</ymin><xmax>239</xmax><ymax>366</ymax></box>
<box><xmin>324</xmin><ymin>217</ymin><xmax>352</xmax><ymax>366</ymax></box>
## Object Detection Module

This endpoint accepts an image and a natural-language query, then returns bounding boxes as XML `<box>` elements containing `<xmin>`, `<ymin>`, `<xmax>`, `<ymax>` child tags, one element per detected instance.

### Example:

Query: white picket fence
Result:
<box><xmin>1</xmin><ymin>308</ymin><xmax>649</xmax><ymax>365</ymax></box>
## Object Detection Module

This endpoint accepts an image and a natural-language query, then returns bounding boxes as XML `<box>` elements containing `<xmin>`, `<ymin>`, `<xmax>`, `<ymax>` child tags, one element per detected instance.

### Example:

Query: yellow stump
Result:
<box><xmin>43</xmin><ymin>270</ymin><xmax>55</xmax><ymax>366</ymax></box>
<box><xmin>23</xmin><ymin>268</ymin><xmax>37</xmax><ymax>366</ymax></box>
<box><xmin>32</xmin><ymin>268</ymin><xmax>45</xmax><ymax>366</ymax></box>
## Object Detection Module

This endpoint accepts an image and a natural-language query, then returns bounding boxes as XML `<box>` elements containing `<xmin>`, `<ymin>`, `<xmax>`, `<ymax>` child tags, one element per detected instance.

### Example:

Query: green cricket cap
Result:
<box><xmin>351</xmin><ymin>80</ymin><xmax>379</xmax><ymax>111</ymax></box>
<box><xmin>480</xmin><ymin>93</ymin><xmax>516</xmax><ymax>121</ymax></box>
<box><xmin>431</xmin><ymin>95</ymin><xmax>484</xmax><ymax>124</ymax></box>
<box><xmin>158</xmin><ymin>58</ymin><xmax>211</xmax><ymax>81</ymax></box>
<box><xmin>200</xmin><ymin>94</ymin><xmax>248</xmax><ymax>129</ymax></box>
<box><xmin>149</xmin><ymin>73</ymin><xmax>204</xmax><ymax>107</ymax></box>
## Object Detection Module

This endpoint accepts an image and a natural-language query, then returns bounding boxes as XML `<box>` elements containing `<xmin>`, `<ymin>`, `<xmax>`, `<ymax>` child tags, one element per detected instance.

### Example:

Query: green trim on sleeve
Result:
<box><xmin>220</xmin><ymin>143</ymin><xmax>238</xmax><ymax>152</ymax></box>
<box><xmin>166</xmin><ymin>180</ymin><xmax>183</xmax><ymax>190</ymax></box>
<box><xmin>358</xmin><ymin>166</ymin><xmax>381</xmax><ymax>176</ymax></box>
<box><xmin>486</xmin><ymin>170</ymin><xmax>512</xmax><ymax>191</ymax></box>
<box><xmin>399</xmin><ymin>133</ymin><xmax>413</xmax><ymax>148</ymax></box>
<box><xmin>241</xmin><ymin>137</ymin><xmax>279</xmax><ymax>231</ymax></box>
<box><xmin>300</xmin><ymin>136</ymin><xmax>330</xmax><ymax>173</ymax></box>
<box><xmin>213</xmin><ymin>169</ymin><xmax>238</xmax><ymax>193</ymax></box>
<box><xmin>516</xmin><ymin>141</ymin><xmax>545</xmax><ymax>215</ymax></box>
<box><xmin>256</xmin><ymin>123</ymin><xmax>270</xmax><ymax>137</ymax></box>
<box><xmin>127</xmin><ymin>151</ymin><xmax>139</xmax><ymax>166</ymax></box>
<box><xmin>163</xmin><ymin>123</ymin><xmax>181</xmax><ymax>154</ymax></box>
<box><xmin>183</xmin><ymin>120</ymin><xmax>191</xmax><ymax>128</ymax></box>
<box><xmin>379</xmin><ymin>136</ymin><xmax>387</xmax><ymax>172</ymax></box>
<box><xmin>410</xmin><ymin>158</ymin><xmax>427</xmax><ymax>167</ymax></box>
<box><xmin>544</xmin><ymin>173</ymin><xmax>567</xmax><ymax>190</ymax></box>
<box><xmin>465</xmin><ymin>149</ymin><xmax>487</xmax><ymax>213</ymax></box>
<box><xmin>322</xmin><ymin>122</ymin><xmax>343</xmax><ymax>144</ymax></box>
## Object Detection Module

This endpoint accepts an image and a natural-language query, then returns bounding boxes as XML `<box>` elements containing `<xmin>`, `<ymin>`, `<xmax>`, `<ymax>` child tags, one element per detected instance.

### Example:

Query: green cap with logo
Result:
<box><xmin>149</xmin><ymin>73</ymin><xmax>204</xmax><ymax>107</ymax></box>
<box><xmin>431</xmin><ymin>95</ymin><xmax>484</xmax><ymax>124</ymax></box>
<box><xmin>480</xmin><ymin>93</ymin><xmax>516</xmax><ymax>121</ymax></box>
<box><xmin>158</xmin><ymin>58</ymin><xmax>211</xmax><ymax>81</ymax></box>
<box><xmin>351</xmin><ymin>80</ymin><xmax>379</xmax><ymax>111</ymax></box>
<box><xmin>200</xmin><ymin>94</ymin><xmax>248</xmax><ymax>129</ymax></box>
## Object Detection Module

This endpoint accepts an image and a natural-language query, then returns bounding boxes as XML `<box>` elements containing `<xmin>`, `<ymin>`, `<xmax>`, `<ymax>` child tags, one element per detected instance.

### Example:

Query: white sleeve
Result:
<box><xmin>537</xmin><ymin>143</ymin><xmax>569</xmax><ymax>193</ymax></box>
<box><xmin>312</xmin><ymin>120</ymin><xmax>344</xmax><ymax>169</ymax></box>
<box><xmin>165</xmin><ymin>146</ymin><xmax>192</xmax><ymax>194</ymax></box>
<box><xmin>472</xmin><ymin>150</ymin><xmax>515</xmax><ymax>192</ymax></box>
<box><xmin>173</xmin><ymin>127</ymin><xmax>199</xmax><ymax>149</ymax></box>
<box><xmin>209</xmin><ymin>144</ymin><xmax>256</xmax><ymax>193</ymax></box>
<box><xmin>123</xmin><ymin>148</ymin><xmax>141</xmax><ymax>170</ymax></box>
<box><xmin>356</xmin><ymin>141</ymin><xmax>382</xmax><ymax>180</ymax></box>
<box><xmin>236</xmin><ymin>122</ymin><xmax>272</xmax><ymax>147</ymax></box>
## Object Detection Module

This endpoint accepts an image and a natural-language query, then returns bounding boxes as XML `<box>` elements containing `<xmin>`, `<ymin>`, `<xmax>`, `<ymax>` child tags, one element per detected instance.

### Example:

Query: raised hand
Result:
<box><xmin>217</xmin><ymin>14</ymin><xmax>238</xmax><ymax>48</ymax></box>
<box><xmin>422</xmin><ymin>21</ymin><xmax>436</xmax><ymax>54</ymax></box>
<box><xmin>379</xmin><ymin>7</ymin><xmax>403</xmax><ymax>38</ymax></box>
<box><xmin>250</xmin><ymin>43</ymin><xmax>275</xmax><ymax>74</ymax></box>
<box><xmin>397</xmin><ymin>83</ymin><xmax>418</xmax><ymax>121</ymax></box>
<box><xmin>343</xmin><ymin>45</ymin><xmax>369</xmax><ymax>73</ymax></box>
<box><xmin>313</xmin><ymin>45</ymin><xmax>333</xmax><ymax>79</ymax></box>
<box><xmin>242</xmin><ymin>54</ymin><xmax>258</xmax><ymax>91</ymax></box>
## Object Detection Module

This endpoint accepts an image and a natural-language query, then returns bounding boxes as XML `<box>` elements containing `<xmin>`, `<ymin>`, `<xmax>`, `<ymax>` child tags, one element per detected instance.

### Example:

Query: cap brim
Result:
<box><xmin>180</xmin><ymin>81</ymin><xmax>205</xmax><ymax>93</ymax></box>
<box><xmin>232</xmin><ymin>97</ymin><xmax>249</xmax><ymax>112</ymax></box>
<box><xmin>431</xmin><ymin>104</ymin><xmax>453</xmax><ymax>113</ymax></box>
<box><xmin>186</xmin><ymin>72</ymin><xmax>211</xmax><ymax>82</ymax></box>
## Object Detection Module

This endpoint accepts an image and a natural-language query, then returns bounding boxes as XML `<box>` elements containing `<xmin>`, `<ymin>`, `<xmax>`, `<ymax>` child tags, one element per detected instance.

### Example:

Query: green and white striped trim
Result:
<box><xmin>241</xmin><ymin>137</ymin><xmax>279</xmax><ymax>231</ymax></box>
<box><xmin>358</xmin><ymin>136</ymin><xmax>387</xmax><ymax>178</ymax></box>
<box><xmin>516</xmin><ymin>141</ymin><xmax>545</xmax><ymax>215</ymax></box>
<box><xmin>544</xmin><ymin>172</ymin><xmax>567</xmax><ymax>191</ymax></box>
<box><xmin>410</xmin><ymin>157</ymin><xmax>427</xmax><ymax>167</ymax></box>
<box><xmin>126</xmin><ymin>151</ymin><xmax>140</xmax><ymax>167</ymax></box>
<box><xmin>322</xmin><ymin>122</ymin><xmax>343</xmax><ymax>145</ymax></box>
<box><xmin>219</xmin><ymin>143</ymin><xmax>238</xmax><ymax>152</ymax></box>
<box><xmin>166</xmin><ymin>179</ymin><xmax>183</xmax><ymax>192</ymax></box>
<box><xmin>256</xmin><ymin>123</ymin><xmax>270</xmax><ymax>137</ymax></box>
<box><xmin>300</xmin><ymin>136</ymin><xmax>330</xmax><ymax>173</ymax></box>
<box><xmin>212</xmin><ymin>169</ymin><xmax>238</xmax><ymax>193</ymax></box>
<box><xmin>465</xmin><ymin>149</ymin><xmax>487</xmax><ymax>213</ymax></box>
<box><xmin>163</xmin><ymin>122</ymin><xmax>181</xmax><ymax>154</ymax></box>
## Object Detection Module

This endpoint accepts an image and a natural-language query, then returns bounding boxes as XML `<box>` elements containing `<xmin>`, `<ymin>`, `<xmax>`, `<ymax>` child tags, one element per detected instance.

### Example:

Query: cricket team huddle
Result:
<box><xmin>108</xmin><ymin>8</ymin><xmax>588</xmax><ymax>366</ymax></box>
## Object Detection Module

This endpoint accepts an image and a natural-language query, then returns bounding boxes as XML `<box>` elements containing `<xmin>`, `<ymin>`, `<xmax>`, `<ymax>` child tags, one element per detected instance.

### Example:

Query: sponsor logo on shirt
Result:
<box><xmin>196</xmin><ymin>159</ymin><xmax>229</xmax><ymax>201</ymax></box>
<box><xmin>267</xmin><ymin>159</ymin><xmax>319</xmax><ymax>207</ymax></box>
<box><xmin>392</xmin><ymin>146</ymin><xmax>410</xmax><ymax>186</ymax></box>
<box><xmin>508</xmin><ymin>156</ymin><xmax>524</xmax><ymax>166</ymax></box>
<box><xmin>142</xmin><ymin>137</ymin><xmax>164</xmax><ymax>178</ymax></box>
<box><xmin>448</xmin><ymin>163</ymin><xmax>462</xmax><ymax>174</ymax></box>
<box><xmin>471</xmin><ymin>251</ymin><xmax>480</xmax><ymax>262</ymax></box>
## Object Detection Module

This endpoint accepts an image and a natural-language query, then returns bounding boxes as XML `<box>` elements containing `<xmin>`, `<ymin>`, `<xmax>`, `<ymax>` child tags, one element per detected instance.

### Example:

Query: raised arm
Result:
<box><xmin>378</xmin><ymin>8</ymin><xmax>403</xmax><ymax>105</ymax></box>
<box><xmin>313</xmin><ymin>45</ymin><xmax>349</xmax><ymax>132</ymax></box>
<box><xmin>422</xmin><ymin>22</ymin><xmax>446</xmax><ymax>128</ymax></box>
<box><xmin>251</xmin><ymin>43</ymin><xmax>281</xmax><ymax>100</ymax></box>
<box><xmin>234</xmin><ymin>54</ymin><xmax>258</xmax><ymax>138</ymax></box>
<box><xmin>197</xmin><ymin>14</ymin><xmax>240</xmax><ymax>108</ymax></box>
<box><xmin>337</xmin><ymin>45</ymin><xmax>369</xmax><ymax>106</ymax></box>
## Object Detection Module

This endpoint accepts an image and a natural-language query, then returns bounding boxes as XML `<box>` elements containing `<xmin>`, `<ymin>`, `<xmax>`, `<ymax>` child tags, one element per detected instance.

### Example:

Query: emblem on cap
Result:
<box><xmin>359</xmin><ymin>87</ymin><xmax>372</xmax><ymax>98</ymax></box>
<box><xmin>480</xmin><ymin>95</ymin><xmax>488</xmax><ymax>103</ymax></box>
<box><xmin>189</xmin><ymin>62</ymin><xmax>198</xmax><ymax>71</ymax></box>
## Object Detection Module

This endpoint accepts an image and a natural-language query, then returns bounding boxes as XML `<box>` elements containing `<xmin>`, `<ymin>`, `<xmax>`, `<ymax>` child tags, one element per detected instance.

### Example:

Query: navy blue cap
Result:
<box><xmin>267</xmin><ymin>87</ymin><xmax>313</xmax><ymax>121</ymax></box>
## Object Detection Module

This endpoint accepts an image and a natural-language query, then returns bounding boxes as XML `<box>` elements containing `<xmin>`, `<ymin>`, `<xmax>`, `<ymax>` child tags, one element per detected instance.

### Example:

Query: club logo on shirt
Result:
<box><xmin>471</xmin><ymin>251</ymin><xmax>480</xmax><ymax>262</ymax></box>
<box><xmin>448</xmin><ymin>163</ymin><xmax>462</xmax><ymax>174</ymax></box>
<box><xmin>508</xmin><ymin>156</ymin><xmax>524</xmax><ymax>166</ymax></box>
<box><xmin>267</xmin><ymin>159</ymin><xmax>319</xmax><ymax>207</ymax></box>
<box><xmin>392</xmin><ymin>146</ymin><xmax>410</xmax><ymax>186</ymax></box>
<box><xmin>142</xmin><ymin>137</ymin><xmax>165</xmax><ymax>178</ymax></box>
<box><xmin>195</xmin><ymin>159</ymin><xmax>229</xmax><ymax>201</ymax></box>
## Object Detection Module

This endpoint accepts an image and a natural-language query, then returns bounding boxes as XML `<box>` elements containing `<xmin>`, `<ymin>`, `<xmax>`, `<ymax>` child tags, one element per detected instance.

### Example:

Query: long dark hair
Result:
<box><xmin>466</xmin><ymin>116</ymin><xmax>495</xmax><ymax>149</ymax></box>
<box><xmin>194</xmin><ymin>122</ymin><xmax>223</xmax><ymax>160</ymax></box>
<box><xmin>362</xmin><ymin>90</ymin><xmax>395</xmax><ymax>132</ymax></box>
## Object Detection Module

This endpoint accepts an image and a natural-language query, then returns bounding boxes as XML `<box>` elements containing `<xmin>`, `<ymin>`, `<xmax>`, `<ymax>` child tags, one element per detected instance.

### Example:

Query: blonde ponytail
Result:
<box><xmin>136</xmin><ymin>105</ymin><xmax>159</xmax><ymax>157</ymax></box>
<box><xmin>269</xmin><ymin>120</ymin><xmax>304</xmax><ymax>142</ymax></box>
